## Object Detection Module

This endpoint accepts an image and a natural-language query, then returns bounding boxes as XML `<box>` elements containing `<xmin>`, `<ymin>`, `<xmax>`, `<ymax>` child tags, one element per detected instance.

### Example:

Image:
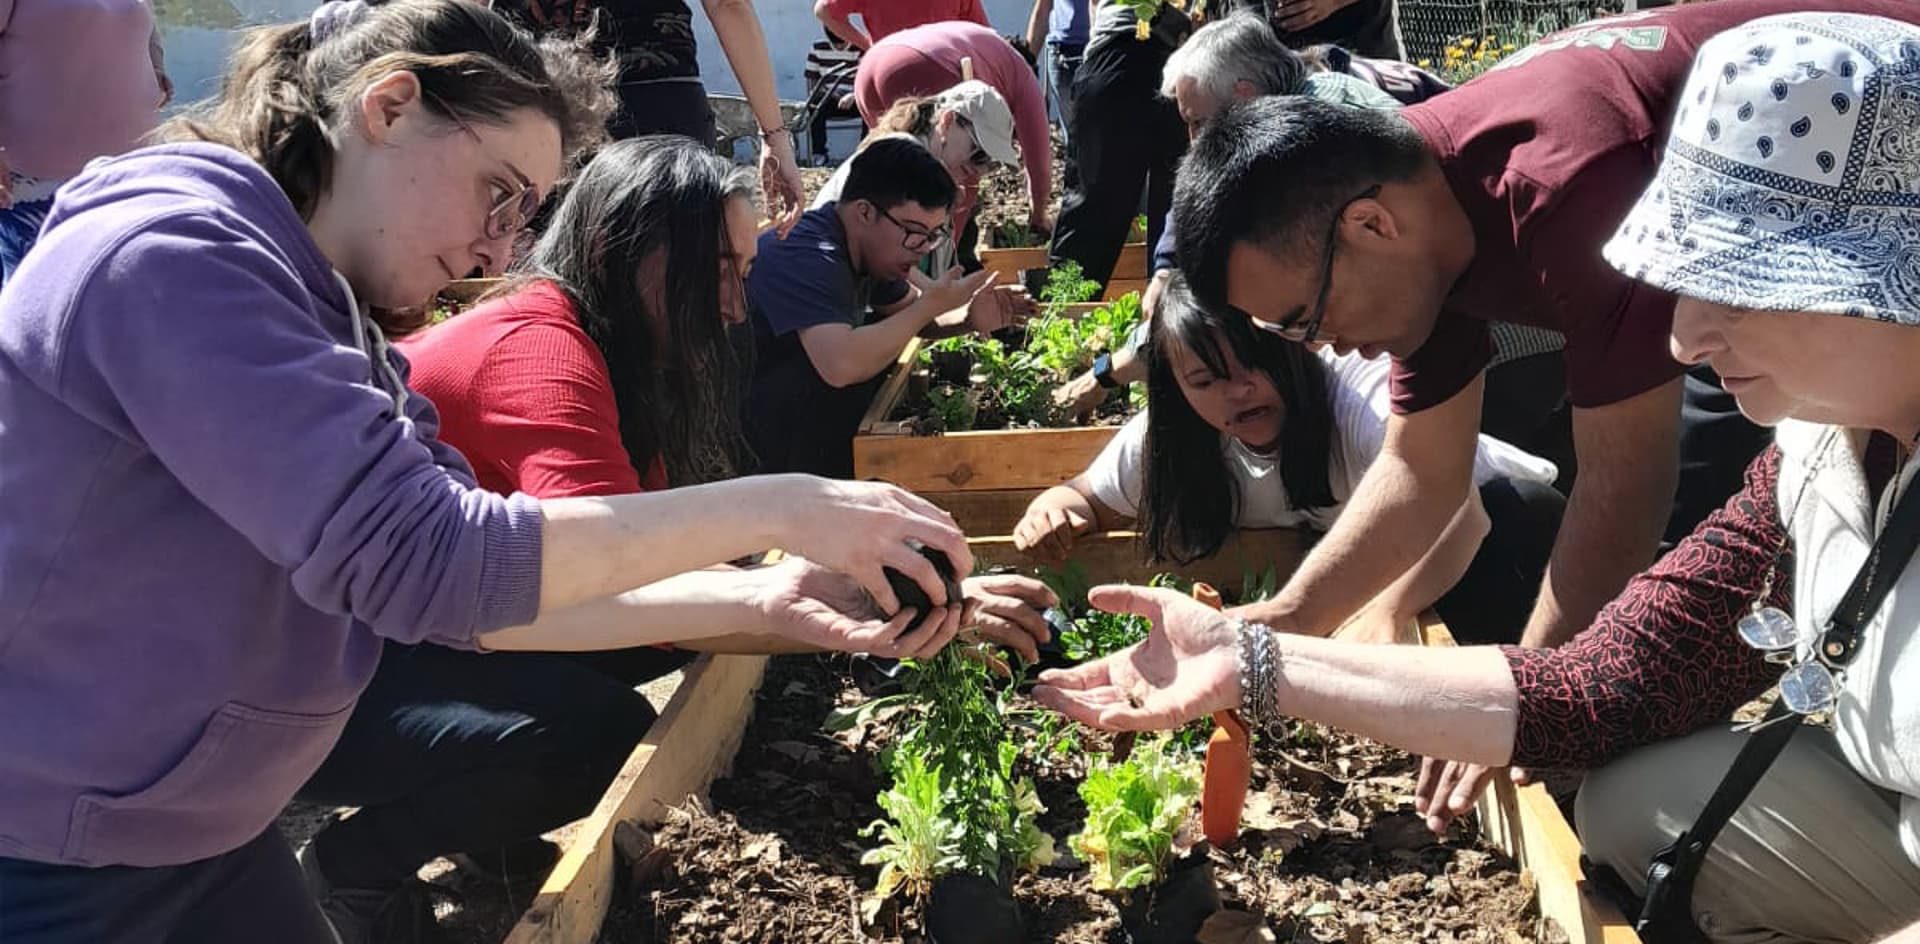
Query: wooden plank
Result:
<box><xmin>1103</xmin><ymin>279</ymin><xmax>1148</xmax><ymax>301</ymax></box>
<box><xmin>1418</xmin><ymin>616</ymin><xmax>1641</xmax><ymax>944</ymax></box>
<box><xmin>857</xmin><ymin>338</ymin><xmax>925</xmax><ymax>436</ymax></box>
<box><xmin>969</xmin><ymin>527</ymin><xmax>1312</xmax><ymax>590</ymax></box>
<box><xmin>926</xmin><ymin>487</ymin><xmax>1049</xmax><ymax>537</ymax></box>
<box><xmin>979</xmin><ymin>242</ymin><xmax>1149</xmax><ymax>284</ymax></box>
<box><xmin>504</xmin><ymin>654</ymin><xmax>768</xmax><ymax>944</ymax></box>
<box><xmin>854</xmin><ymin>425</ymin><xmax>1121</xmax><ymax>491</ymax></box>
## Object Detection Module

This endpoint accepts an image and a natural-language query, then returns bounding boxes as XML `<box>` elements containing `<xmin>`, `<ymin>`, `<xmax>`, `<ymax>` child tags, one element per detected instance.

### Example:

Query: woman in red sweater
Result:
<box><xmin>292</xmin><ymin>137</ymin><xmax>1054</xmax><ymax>938</ymax></box>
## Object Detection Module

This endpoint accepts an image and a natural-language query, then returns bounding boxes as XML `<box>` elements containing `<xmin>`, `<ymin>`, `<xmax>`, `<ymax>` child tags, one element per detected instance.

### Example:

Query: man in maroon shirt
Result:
<box><xmin>1174</xmin><ymin>0</ymin><xmax>1920</xmax><ymax>656</ymax></box>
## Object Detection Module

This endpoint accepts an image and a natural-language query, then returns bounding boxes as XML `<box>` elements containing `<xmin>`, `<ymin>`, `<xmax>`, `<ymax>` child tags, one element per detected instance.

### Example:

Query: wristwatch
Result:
<box><xmin>1092</xmin><ymin>352</ymin><xmax>1118</xmax><ymax>389</ymax></box>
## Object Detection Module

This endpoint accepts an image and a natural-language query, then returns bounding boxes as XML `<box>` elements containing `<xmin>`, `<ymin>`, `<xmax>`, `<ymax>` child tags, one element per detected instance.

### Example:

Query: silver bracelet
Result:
<box><xmin>1232</xmin><ymin>617</ymin><xmax>1279</xmax><ymax>724</ymax></box>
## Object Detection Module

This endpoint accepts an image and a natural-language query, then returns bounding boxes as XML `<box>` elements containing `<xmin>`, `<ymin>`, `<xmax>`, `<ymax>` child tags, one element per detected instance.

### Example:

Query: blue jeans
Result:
<box><xmin>0</xmin><ymin>196</ymin><xmax>54</xmax><ymax>290</ymax></box>
<box><xmin>0</xmin><ymin>829</ymin><xmax>336</xmax><ymax>944</ymax></box>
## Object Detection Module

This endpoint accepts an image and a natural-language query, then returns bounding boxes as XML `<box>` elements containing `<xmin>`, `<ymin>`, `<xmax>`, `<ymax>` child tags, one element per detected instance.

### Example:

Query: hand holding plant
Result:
<box><xmin>751</xmin><ymin>556</ymin><xmax>961</xmax><ymax>659</ymax></box>
<box><xmin>1032</xmin><ymin>585</ymin><xmax>1242</xmax><ymax>731</ymax></box>
<box><xmin>768</xmin><ymin>475</ymin><xmax>973</xmax><ymax>614</ymax></box>
<box><xmin>958</xmin><ymin>574</ymin><xmax>1060</xmax><ymax>665</ymax></box>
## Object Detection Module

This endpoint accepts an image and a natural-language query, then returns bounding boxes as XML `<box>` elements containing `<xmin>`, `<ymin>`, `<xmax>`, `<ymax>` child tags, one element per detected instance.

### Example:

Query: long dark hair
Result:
<box><xmin>1138</xmin><ymin>273</ymin><xmax>1337</xmax><ymax>564</ymax></box>
<box><xmin>520</xmin><ymin>137</ymin><xmax>757</xmax><ymax>486</ymax></box>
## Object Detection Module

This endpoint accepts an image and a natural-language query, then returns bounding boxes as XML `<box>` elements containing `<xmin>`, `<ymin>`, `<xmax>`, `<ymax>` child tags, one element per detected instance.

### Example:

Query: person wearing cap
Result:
<box><xmin>842</xmin><ymin>21</ymin><xmax>1054</xmax><ymax>251</ymax></box>
<box><xmin>745</xmin><ymin>136</ymin><xmax>1034</xmax><ymax>479</ymax></box>
<box><xmin>1030</xmin><ymin>13</ymin><xmax>1920</xmax><ymax>941</ymax></box>
<box><xmin>812</xmin><ymin>81</ymin><xmax>1030</xmax><ymax>276</ymax></box>
<box><xmin>1170</xmin><ymin>0</ymin><xmax>1919</xmax><ymax>661</ymax></box>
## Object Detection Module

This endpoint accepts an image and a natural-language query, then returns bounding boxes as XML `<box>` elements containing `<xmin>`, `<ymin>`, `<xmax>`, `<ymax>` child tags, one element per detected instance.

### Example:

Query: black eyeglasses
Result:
<box><xmin>425</xmin><ymin>91</ymin><xmax>541</xmax><ymax>242</ymax></box>
<box><xmin>1263</xmin><ymin>184</ymin><xmax>1382</xmax><ymax>345</ymax></box>
<box><xmin>875</xmin><ymin>205</ymin><xmax>951</xmax><ymax>252</ymax></box>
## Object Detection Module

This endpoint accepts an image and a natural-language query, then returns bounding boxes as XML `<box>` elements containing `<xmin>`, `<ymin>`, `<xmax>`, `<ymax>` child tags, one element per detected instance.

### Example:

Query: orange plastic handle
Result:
<box><xmin>1189</xmin><ymin>583</ymin><xmax>1250</xmax><ymax>847</ymax></box>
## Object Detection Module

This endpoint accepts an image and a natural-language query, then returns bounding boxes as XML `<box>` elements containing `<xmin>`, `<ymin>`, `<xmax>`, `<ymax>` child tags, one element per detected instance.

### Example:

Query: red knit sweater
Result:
<box><xmin>397</xmin><ymin>281</ymin><xmax>666</xmax><ymax>500</ymax></box>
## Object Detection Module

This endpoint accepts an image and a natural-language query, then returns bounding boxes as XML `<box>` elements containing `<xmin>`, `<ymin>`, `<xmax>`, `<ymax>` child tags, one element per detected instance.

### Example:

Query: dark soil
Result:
<box><xmin>596</xmin><ymin>656</ymin><xmax>1549</xmax><ymax>944</ymax></box>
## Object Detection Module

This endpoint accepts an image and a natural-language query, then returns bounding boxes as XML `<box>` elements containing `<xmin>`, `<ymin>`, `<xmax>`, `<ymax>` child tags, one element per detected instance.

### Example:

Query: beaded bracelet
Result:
<box><xmin>1232</xmin><ymin>617</ymin><xmax>1279</xmax><ymax>724</ymax></box>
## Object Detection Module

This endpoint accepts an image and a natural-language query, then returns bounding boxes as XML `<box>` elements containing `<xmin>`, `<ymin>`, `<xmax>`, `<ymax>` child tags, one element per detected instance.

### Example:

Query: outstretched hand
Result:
<box><xmin>1030</xmin><ymin>585</ymin><xmax>1242</xmax><ymax>730</ymax></box>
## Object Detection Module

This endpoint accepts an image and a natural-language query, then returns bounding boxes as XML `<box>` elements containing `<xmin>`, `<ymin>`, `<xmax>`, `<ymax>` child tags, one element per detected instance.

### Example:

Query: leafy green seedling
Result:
<box><xmin>1069</xmin><ymin>735</ymin><xmax>1202</xmax><ymax>891</ymax></box>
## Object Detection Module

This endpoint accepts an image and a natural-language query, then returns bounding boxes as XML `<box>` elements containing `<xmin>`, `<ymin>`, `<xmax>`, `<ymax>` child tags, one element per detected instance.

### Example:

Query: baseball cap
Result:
<box><xmin>936</xmin><ymin>80</ymin><xmax>1019</xmax><ymax>166</ymax></box>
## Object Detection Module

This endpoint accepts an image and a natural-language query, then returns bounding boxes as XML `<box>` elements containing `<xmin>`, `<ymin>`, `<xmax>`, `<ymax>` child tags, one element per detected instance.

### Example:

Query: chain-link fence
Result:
<box><xmin>1395</xmin><ymin>0</ymin><xmax>1628</xmax><ymax>65</ymax></box>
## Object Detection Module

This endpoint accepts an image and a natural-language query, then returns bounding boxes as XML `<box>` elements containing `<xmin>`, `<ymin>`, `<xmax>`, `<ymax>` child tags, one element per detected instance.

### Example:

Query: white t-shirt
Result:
<box><xmin>1083</xmin><ymin>349</ymin><xmax>1558</xmax><ymax>530</ymax></box>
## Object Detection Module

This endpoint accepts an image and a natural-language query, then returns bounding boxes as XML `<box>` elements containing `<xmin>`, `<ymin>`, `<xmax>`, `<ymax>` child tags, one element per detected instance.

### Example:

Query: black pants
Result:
<box><xmin>1482</xmin><ymin>352</ymin><xmax>1576</xmax><ymax>493</ymax></box>
<box><xmin>609</xmin><ymin>79</ymin><xmax>717</xmax><ymax>146</ymax></box>
<box><xmin>1663</xmin><ymin>363</ymin><xmax>1771</xmax><ymax>553</ymax></box>
<box><xmin>1432</xmin><ymin>477</ymin><xmax>1568</xmax><ymax>645</ymax></box>
<box><xmin>1046</xmin><ymin>36</ymin><xmax>1186</xmax><ymax>289</ymax></box>
<box><xmin>0</xmin><ymin>829</ymin><xmax>335</xmax><ymax>944</ymax></box>
<box><xmin>297</xmin><ymin>643</ymin><xmax>691</xmax><ymax>890</ymax></box>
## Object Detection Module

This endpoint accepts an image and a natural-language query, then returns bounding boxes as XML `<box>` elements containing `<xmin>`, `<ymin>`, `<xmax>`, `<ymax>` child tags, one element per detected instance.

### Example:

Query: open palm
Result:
<box><xmin>1031</xmin><ymin>585</ymin><xmax>1242</xmax><ymax>731</ymax></box>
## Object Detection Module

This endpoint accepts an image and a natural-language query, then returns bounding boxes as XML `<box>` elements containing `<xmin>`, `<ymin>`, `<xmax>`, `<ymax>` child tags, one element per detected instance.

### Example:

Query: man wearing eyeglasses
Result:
<box><xmin>1171</xmin><ymin>0</ymin><xmax>1920</xmax><ymax>834</ymax></box>
<box><xmin>1175</xmin><ymin>0</ymin><xmax>1908</xmax><ymax>651</ymax></box>
<box><xmin>744</xmin><ymin>135</ymin><xmax>1033</xmax><ymax>479</ymax></box>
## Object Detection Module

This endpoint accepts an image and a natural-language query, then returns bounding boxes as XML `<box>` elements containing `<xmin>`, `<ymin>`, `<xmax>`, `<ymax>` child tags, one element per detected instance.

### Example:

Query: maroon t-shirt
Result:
<box><xmin>1391</xmin><ymin>0</ymin><xmax>1920</xmax><ymax>414</ymax></box>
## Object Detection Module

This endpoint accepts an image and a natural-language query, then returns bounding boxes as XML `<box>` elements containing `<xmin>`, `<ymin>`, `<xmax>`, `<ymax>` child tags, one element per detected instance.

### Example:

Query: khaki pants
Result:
<box><xmin>1577</xmin><ymin>725</ymin><xmax>1920</xmax><ymax>943</ymax></box>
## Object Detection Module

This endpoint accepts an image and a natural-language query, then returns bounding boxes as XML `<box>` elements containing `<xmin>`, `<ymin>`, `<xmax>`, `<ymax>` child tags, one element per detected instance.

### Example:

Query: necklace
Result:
<box><xmin>1738</xmin><ymin>428</ymin><xmax>1920</xmax><ymax>717</ymax></box>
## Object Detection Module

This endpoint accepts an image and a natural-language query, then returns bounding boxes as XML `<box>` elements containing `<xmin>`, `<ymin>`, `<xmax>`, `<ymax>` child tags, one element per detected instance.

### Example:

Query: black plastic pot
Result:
<box><xmin>928</xmin><ymin>348</ymin><xmax>976</xmax><ymax>387</ymax></box>
<box><xmin>925</xmin><ymin>872</ymin><xmax>1025</xmax><ymax>944</ymax></box>
<box><xmin>883</xmin><ymin>545</ymin><xmax>964</xmax><ymax>638</ymax></box>
<box><xmin>1118</xmin><ymin>848</ymin><xmax>1222</xmax><ymax>944</ymax></box>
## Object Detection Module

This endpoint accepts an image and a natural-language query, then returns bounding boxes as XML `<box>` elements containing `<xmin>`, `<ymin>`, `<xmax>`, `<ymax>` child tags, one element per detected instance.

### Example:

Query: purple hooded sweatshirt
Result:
<box><xmin>0</xmin><ymin>143</ymin><xmax>545</xmax><ymax>868</ymax></box>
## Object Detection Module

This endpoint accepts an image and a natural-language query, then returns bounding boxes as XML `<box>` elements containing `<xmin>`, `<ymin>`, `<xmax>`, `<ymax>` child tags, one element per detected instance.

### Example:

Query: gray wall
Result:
<box><xmin>158</xmin><ymin>0</ymin><xmax>1040</xmax><ymax>107</ymax></box>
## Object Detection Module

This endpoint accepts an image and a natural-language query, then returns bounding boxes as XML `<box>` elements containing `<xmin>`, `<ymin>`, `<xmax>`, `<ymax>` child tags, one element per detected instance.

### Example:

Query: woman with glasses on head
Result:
<box><xmin>0</xmin><ymin>2</ymin><xmax>976</xmax><ymax>940</ymax></box>
<box><xmin>1014</xmin><ymin>272</ymin><xmax>1562</xmax><ymax>645</ymax></box>
<box><xmin>1030</xmin><ymin>15</ymin><xmax>1920</xmax><ymax>943</ymax></box>
<box><xmin>294</xmin><ymin>135</ymin><xmax>1059</xmax><ymax>939</ymax></box>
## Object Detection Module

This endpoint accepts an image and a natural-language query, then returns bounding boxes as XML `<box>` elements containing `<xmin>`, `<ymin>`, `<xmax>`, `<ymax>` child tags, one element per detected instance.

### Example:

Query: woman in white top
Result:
<box><xmin>1015</xmin><ymin>272</ymin><xmax>1561</xmax><ymax>642</ymax></box>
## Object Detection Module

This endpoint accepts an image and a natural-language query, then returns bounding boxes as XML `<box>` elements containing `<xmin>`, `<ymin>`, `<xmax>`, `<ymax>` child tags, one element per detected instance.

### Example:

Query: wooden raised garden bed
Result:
<box><xmin>977</xmin><ymin>241</ymin><xmax>1150</xmax><ymax>303</ymax></box>
<box><xmin>502</xmin><ymin>611</ymin><xmax>1638</xmax><ymax>944</ymax></box>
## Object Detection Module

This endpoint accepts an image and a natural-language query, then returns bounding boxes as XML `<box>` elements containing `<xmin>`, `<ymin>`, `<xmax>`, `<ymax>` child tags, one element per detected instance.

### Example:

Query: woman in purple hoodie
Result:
<box><xmin>0</xmin><ymin>1</ymin><xmax>973</xmax><ymax>940</ymax></box>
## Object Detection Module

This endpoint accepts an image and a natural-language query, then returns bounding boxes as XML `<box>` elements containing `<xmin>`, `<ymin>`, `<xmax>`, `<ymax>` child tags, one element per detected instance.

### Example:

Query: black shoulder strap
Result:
<box><xmin>1636</xmin><ymin>453</ymin><xmax>1920</xmax><ymax>937</ymax></box>
<box><xmin>1635</xmin><ymin>700</ymin><xmax>1798</xmax><ymax>939</ymax></box>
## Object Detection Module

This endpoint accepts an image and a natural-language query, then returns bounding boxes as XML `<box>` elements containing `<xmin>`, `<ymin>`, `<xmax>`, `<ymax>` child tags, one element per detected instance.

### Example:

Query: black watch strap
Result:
<box><xmin>1093</xmin><ymin>353</ymin><xmax>1118</xmax><ymax>389</ymax></box>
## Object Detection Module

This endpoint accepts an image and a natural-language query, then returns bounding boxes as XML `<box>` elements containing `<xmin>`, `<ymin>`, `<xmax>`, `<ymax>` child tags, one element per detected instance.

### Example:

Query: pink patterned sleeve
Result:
<box><xmin>1502</xmin><ymin>446</ymin><xmax>1788</xmax><ymax>769</ymax></box>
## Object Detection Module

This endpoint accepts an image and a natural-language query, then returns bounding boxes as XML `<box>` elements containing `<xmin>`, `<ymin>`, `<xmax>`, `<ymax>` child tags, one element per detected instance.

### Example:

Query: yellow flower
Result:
<box><xmin>1418</xmin><ymin>58</ymin><xmax>1433</xmax><ymax>68</ymax></box>
<box><xmin>1134</xmin><ymin>18</ymin><xmax>1151</xmax><ymax>40</ymax></box>
<box><xmin>1473</xmin><ymin>50</ymin><xmax>1486</xmax><ymax>61</ymax></box>
<box><xmin>1502</xmin><ymin>43</ymin><xmax>1517</xmax><ymax>52</ymax></box>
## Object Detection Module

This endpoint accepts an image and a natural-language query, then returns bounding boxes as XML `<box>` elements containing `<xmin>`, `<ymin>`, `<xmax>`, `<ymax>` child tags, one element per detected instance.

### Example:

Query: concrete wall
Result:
<box><xmin>161</xmin><ymin>0</ymin><xmax>1040</xmax><ymax>107</ymax></box>
<box><xmin>693</xmin><ymin>0</ymin><xmax>1036</xmax><ymax>101</ymax></box>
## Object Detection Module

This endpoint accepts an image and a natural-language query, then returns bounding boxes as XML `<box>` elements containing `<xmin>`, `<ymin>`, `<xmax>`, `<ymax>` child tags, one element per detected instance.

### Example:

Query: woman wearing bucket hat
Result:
<box><xmin>1032</xmin><ymin>12</ymin><xmax>1920</xmax><ymax>941</ymax></box>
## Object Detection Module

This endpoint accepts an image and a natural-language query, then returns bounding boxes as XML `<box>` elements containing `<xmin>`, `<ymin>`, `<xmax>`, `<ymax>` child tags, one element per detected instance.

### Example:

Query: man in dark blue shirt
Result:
<box><xmin>745</xmin><ymin>135</ymin><xmax>1035</xmax><ymax>477</ymax></box>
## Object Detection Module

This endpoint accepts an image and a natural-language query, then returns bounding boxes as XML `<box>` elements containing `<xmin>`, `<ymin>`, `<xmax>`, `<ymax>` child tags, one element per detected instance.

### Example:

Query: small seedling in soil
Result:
<box><xmin>1070</xmin><ymin>734</ymin><xmax>1201</xmax><ymax>892</ymax></box>
<box><xmin>987</xmin><ymin>219</ymin><xmax>1047</xmax><ymax>250</ymax></box>
<box><xmin>860</xmin><ymin>645</ymin><xmax>1056</xmax><ymax>935</ymax></box>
